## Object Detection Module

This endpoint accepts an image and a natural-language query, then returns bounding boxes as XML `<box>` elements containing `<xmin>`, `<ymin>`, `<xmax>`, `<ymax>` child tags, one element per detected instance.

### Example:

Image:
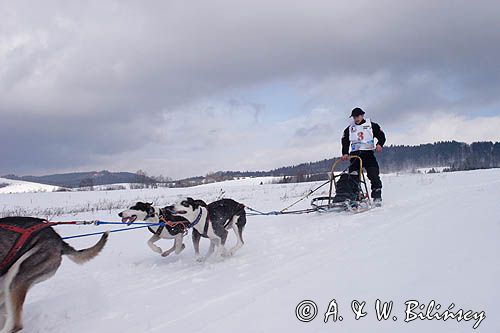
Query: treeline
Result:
<box><xmin>178</xmin><ymin>141</ymin><xmax>500</xmax><ymax>186</ymax></box>
<box><xmin>276</xmin><ymin>141</ymin><xmax>500</xmax><ymax>175</ymax></box>
<box><xmin>376</xmin><ymin>141</ymin><xmax>500</xmax><ymax>172</ymax></box>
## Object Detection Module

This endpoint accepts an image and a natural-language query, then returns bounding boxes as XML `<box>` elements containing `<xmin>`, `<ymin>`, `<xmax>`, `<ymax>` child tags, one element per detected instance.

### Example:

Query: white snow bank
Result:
<box><xmin>0</xmin><ymin>177</ymin><xmax>59</xmax><ymax>194</ymax></box>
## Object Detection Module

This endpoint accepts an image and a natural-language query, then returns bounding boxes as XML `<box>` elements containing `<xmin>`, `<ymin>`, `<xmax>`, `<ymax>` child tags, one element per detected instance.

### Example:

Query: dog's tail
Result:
<box><xmin>62</xmin><ymin>232</ymin><xmax>109</xmax><ymax>264</ymax></box>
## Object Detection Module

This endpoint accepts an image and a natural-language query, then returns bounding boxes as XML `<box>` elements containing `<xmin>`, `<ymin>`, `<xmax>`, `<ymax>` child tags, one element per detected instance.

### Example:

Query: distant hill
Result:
<box><xmin>3</xmin><ymin>170</ymin><xmax>156</xmax><ymax>188</ymax></box>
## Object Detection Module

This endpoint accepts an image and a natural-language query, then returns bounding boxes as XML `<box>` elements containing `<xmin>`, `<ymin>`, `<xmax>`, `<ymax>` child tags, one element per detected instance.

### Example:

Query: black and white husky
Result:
<box><xmin>171</xmin><ymin>198</ymin><xmax>246</xmax><ymax>262</ymax></box>
<box><xmin>118</xmin><ymin>202</ymin><xmax>189</xmax><ymax>257</ymax></box>
<box><xmin>0</xmin><ymin>217</ymin><xmax>108</xmax><ymax>333</ymax></box>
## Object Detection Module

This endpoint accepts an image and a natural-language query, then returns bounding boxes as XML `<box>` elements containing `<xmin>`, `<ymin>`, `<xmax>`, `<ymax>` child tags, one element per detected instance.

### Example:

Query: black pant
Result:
<box><xmin>348</xmin><ymin>150</ymin><xmax>382</xmax><ymax>199</ymax></box>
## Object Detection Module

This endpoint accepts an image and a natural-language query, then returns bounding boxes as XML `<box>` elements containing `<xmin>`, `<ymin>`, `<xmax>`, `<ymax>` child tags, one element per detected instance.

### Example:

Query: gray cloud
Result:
<box><xmin>1</xmin><ymin>0</ymin><xmax>500</xmax><ymax>177</ymax></box>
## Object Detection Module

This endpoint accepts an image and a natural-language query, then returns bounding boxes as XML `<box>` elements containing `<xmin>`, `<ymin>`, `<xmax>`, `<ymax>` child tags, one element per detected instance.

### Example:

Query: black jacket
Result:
<box><xmin>341</xmin><ymin>119</ymin><xmax>386</xmax><ymax>155</ymax></box>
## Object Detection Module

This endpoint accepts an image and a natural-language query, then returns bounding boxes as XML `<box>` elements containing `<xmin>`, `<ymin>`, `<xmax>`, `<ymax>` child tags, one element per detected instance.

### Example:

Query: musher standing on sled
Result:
<box><xmin>341</xmin><ymin>107</ymin><xmax>386</xmax><ymax>204</ymax></box>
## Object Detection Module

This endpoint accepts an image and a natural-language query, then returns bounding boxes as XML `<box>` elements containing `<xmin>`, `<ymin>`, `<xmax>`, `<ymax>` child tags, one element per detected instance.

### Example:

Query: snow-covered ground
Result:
<box><xmin>0</xmin><ymin>177</ymin><xmax>59</xmax><ymax>194</ymax></box>
<box><xmin>1</xmin><ymin>169</ymin><xmax>499</xmax><ymax>332</ymax></box>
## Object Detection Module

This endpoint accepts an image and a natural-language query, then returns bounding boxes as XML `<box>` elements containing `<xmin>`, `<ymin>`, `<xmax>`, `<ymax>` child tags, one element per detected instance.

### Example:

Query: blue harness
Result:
<box><xmin>189</xmin><ymin>209</ymin><xmax>204</xmax><ymax>228</ymax></box>
<box><xmin>189</xmin><ymin>209</ymin><xmax>211</xmax><ymax>236</ymax></box>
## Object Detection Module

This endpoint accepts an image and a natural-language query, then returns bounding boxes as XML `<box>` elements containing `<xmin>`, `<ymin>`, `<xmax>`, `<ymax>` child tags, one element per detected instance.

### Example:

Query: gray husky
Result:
<box><xmin>0</xmin><ymin>217</ymin><xmax>108</xmax><ymax>333</ymax></box>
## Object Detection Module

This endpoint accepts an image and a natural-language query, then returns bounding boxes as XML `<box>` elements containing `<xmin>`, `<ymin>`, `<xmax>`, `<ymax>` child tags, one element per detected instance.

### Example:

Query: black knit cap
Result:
<box><xmin>350</xmin><ymin>107</ymin><xmax>365</xmax><ymax>117</ymax></box>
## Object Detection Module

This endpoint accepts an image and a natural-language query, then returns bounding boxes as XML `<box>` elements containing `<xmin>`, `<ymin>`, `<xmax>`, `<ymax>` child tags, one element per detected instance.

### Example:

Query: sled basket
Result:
<box><xmin>311</xmin><ymin>156</ymin><xmax>372</xmax><ymax>213</ymax></box>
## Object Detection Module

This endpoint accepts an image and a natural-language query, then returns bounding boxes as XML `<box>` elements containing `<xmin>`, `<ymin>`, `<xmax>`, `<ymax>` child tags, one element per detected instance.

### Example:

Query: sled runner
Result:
<box><xmin>310</xmin><ymin>156</ymin><xmax>373</xmax><ymax>213</ymax></box>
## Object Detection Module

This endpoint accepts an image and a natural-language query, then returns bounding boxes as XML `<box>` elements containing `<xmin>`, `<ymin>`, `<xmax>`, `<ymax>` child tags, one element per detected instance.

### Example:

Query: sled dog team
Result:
<box><xmin>0</xmin><ymin>197</ymin><xmax>245</xmax><ymax>333</ymax></box>
<box><xmin>118</xmin><ymin>198</ymin><xmax>247</xmax><ymax>261</ymax></box>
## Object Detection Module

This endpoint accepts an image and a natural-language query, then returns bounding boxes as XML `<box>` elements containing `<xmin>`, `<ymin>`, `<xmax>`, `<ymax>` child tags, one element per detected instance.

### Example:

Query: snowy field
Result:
<box><xmin>1</xmin><ymin>169</ymin><xmax>499</xmax><ymax>332</ymax></box>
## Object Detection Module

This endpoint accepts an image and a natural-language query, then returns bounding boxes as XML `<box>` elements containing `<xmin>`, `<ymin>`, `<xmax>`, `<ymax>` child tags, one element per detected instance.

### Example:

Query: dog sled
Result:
<box><xmin>310</xmin><ymin>156</ymin><xmax>373</xmax><ymax>213</ymax></box>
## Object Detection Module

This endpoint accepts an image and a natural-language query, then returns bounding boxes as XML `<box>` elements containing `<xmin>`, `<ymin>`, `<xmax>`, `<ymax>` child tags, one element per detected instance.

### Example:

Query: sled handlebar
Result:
<box><xmin>330</xmin><ymin>155</ymin><xmax>364</xmax><ymax>182</ymax></box>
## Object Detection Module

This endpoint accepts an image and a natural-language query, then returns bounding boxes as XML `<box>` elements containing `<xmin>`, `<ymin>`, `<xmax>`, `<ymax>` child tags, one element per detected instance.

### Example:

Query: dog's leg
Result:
<box><xmin>4</xmin><ymin>283</ymin><xmax>29</xmax><ymax>333</ymax></box>
<box><xmin>0</xmin><ymin>307</ymin><xmax>5</xmax><ymax>332</ymax></box>
<box><xmin>2</xmin><ymin>272</ymin><xmax>15</xmax><ymax>333</ymax></box>
<box><xmin>228</xmin><ymin>225</ymin><xmax>244</xmax><ymax>256</ymax></box>
<box><xmin>211</xmin><ymin>235</ymin><xmax>228</xmax><ymax>259</ymax></box>
<box><xmin>1</xmin><ymin>248</ymin><xmax>37</xmax><ymax>333</ymax></box>
<box><xmin>160</xmin><ymin>243</ymin><xmax>176</xmax><ymax>257</ymax></box>
<box><xmin>147</xmin><ymin>235</ymin><xmax>163</xmax><ymax>254</ymax></box>
<box><xmin>162</xmin><ymin>235</ymin><xmax>186</xmax><ymax>257</ymax></box>
<box><xmin>220</xmin><ymin>229</ymin><xmax>230</xmax><ymax>257</ymax></box>
<box><xmin>0</xmin><ymin>277</ymin><xmax>5</xmax><ymax>330</ymax></box>
<box><xmin>1</xmin><ymin>287</ymin><xmax>14</xmax><ymax>333</ymax></box>
<box><xmin>207</xmin><ymin>223</ymin><xmax>227</xmax><ymax>259</ymax></box>
<box><xmin>173</xmin><ymin>234</ymin><xmax>185</xmax><ymax>255</ymax></box>
<box><xmin>228</xmin><ymin>215</ymin><xmax>245</xmax><ymax>256</ymax></box>
<box><xmin>192</xmin><ymin>229</ymin><xmax>202</xmax><ymax>261</ymax></box>
<box><xmin>201</xmin><ymin>239</ymin><xmax>217</xmax><ymax>261</ymax></box>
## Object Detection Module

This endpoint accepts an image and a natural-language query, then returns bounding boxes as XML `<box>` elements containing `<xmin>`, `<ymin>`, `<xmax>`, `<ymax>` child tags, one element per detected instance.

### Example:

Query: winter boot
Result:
<box><xmin>372</xmin><ymin>188</ymin><xmax>382</xmax><ymax>206</ymax></box>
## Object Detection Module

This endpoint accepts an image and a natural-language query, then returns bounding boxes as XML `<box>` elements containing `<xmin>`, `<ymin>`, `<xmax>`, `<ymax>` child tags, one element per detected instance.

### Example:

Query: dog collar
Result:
<box><xmin>189</xmin><ymin>209</ymin><xmax>204</xmax><ymax>228</ymax></box>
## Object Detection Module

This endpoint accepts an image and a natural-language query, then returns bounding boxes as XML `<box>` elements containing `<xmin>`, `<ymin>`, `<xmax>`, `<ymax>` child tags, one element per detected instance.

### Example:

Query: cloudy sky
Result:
<box><xmin>1</xmin><ymin>0</ymin><xmax>500</xmax><ymax>179</ymax></box>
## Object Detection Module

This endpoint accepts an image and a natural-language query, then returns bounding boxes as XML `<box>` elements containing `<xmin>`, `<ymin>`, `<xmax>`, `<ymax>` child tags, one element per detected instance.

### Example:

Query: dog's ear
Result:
<box><xmin>164</xmin><ymin>204</ymin><xmax>174</xmax><ymax>211</ymax></box>
<box><xmin>194</xmin><ymin>199</ymin><xmax>207</xmax><ymax>207</ymax></box>
<box><xmin>146</xmin><ymin>206</ymin><xmax>155</xmax><ymax>216</ymax></box>
<box><xmin>130</xmin><ymin>201</ymin><xmax>142</xmax><ymax>210</ymax></box>
<box><xmin>186</xmin><ymin>197</ymin><xmax>198</xmax><ymax>208</ymax></box>
<box><xmin>190</xmin><ymin>199</ymin><xmax>206</xmax><ymax>210</ymax></box>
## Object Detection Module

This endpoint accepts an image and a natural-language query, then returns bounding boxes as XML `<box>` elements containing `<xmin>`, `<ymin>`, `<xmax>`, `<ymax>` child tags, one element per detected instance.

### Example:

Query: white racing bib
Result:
<box><xmin>349</xmin><ymin>118</ymin><xmax>375</xmax><ymax>151</ymax></box>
